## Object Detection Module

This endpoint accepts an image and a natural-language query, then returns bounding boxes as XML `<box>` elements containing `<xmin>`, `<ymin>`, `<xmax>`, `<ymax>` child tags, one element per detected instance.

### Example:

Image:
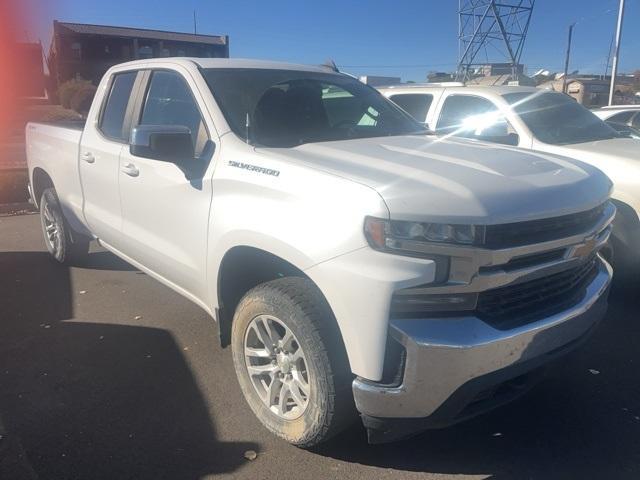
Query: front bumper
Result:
<box><xmin>353</xmin><ymin>255</ymin><xmax>612</xmax><ymax>441</ymax></box>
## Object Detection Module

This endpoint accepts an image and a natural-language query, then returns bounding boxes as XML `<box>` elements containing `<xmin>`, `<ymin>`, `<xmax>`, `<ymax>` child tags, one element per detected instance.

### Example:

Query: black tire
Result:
<box><xmin>40</xmin><ymin>187</ymin><xmax>90</xmax><ymax>265</ymax></box>
<box><xmin>608</xmin><ymin>202</ymin><xmax>640</xmax><ymax>282</ymax></box>
<box><xmin>231</xmin><ymin>277</ymin><xmax>355</xmax><ymax>447</ymax></box>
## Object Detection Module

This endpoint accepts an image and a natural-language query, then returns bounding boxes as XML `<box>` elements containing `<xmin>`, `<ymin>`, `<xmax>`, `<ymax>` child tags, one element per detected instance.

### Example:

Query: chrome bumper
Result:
<box><xmin>353</xmin><ymin>255</ymin><xmax>612</xmax><ymax>420</ymax></box>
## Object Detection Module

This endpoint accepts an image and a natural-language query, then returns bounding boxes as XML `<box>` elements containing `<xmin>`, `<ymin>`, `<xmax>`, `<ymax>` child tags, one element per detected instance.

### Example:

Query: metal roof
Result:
<box><xmin>55</xmin><ymin>21</ymin><xmax>227</xmax><ymax>45</ymax></box>
<box><xmin>378</xmin><ymin>84</ymin><xmax>541</xmax><ymax>95</ymax></box>
<box><xmin>112</xmin><ymin>57</ymin><xmax>337</xmax><ymax>74</ymax></box>
<box><xmin>379</xmin><ymin>82</ymin><xmax>466</xmax><ymax>89</ymax></box>
<box><xmin>599</xmin><ymin>105</ymin><xmax>640</xmax><ymax>110</ymax></box>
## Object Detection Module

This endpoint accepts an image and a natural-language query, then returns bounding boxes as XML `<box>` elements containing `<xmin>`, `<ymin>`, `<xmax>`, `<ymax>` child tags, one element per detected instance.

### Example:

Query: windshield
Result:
<box><xmin>503</xmin><ymin>92</ymin><xmax>621</xmax><ymax>145</ymax></box>
<box><xmin>202</xmin><ymin>68</ymin><xmax>425</xmax><ymax>147</ymax></box>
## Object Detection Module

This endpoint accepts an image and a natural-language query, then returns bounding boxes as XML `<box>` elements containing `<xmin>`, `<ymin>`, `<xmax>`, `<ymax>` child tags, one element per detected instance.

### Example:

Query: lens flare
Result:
<box><xmin>0</xmin><ymin>0</ymin><xmax>28</xmax><ymax>143</ymax></box>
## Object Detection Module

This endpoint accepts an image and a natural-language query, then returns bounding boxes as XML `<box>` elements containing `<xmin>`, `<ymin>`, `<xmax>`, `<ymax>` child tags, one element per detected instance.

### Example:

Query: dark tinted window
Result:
<box><xmin>389</xmin><ymin>94</ymin><xmax>433</xmax><ymax>122</ymax></box>
<box><xmin>607</xmin><ymin>111</ymin><xmax>635</xmax><ymax>125</ymax></box>
<box><xmin>632</xmin><ymin>112</ymin><xmax>640</xmax><ymax>129</ymax></box>
<box><xmin>503</xmin><ymin>92</ymin><xmax>619</xmax><ymax>145</ymax></box>
<box><xmin>606</xmin><ymin>122</ymin><xmax>638</xmax><ymax>138</ymax></box>
<box><xmin>437</xmin><ymin>95</ymin><xmax>498</xmax><ymax>133</ymax></box>
<box><xmin>202</xmin><ymin>68</ymin><xmax>425</xmax><ymax>147</ymax></box>
<box><xmin>100</xmin><ymin>71</ymin><xmax>137</xmax><ymax>140</ymax></box>
<box><xmin>140</xmin><ymin>70</ymin><xmax>208</xmax><ymax>155</ymax></box>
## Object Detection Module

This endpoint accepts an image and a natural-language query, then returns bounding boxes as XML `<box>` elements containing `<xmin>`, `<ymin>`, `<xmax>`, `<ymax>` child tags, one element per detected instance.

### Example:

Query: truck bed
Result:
<box><xmin>30</xmin><ymin>119</ymin><xmax>86</xmax><ymax>131</ymax></box>
<box><xmin>26</xmin><ymin>121</ymin><xmax>85</xmax><ymax>233</ymax></box>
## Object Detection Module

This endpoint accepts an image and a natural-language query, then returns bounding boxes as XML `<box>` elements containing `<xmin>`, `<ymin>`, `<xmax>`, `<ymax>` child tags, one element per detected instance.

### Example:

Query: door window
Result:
<box><xmin>139</xmin><ymin>70</ymin><xmax>209</xmax><ymax>156</ymax></box>
<box><xmin>607</xmin><ymin>111</ymin><xmax>635</xmax><ymax>125</ymax></box>
<box><xmin>99</xmin><ymin>71</ymin><xmax>137</xmax><ymax>141</ymax></box>
<box><xmin>389</xmin><ymin>94</ymin><xmax>433</xmax><ymax>122</ymax></box>
<box><xmin>437</xmin><ymin>94</ymin><xmax>516</xmax><ymax>144</ymax></box>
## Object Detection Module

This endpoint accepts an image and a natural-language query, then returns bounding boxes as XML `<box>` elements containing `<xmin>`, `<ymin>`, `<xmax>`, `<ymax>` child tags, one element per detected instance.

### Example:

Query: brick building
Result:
<box><xmin>48</xmin><ymin>21</ymin><xmax>229</xmax><ymax>87</ymax></box>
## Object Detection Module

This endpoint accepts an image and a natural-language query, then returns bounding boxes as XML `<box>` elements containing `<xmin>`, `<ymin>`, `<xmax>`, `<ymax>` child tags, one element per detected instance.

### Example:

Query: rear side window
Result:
<box><xmin>607</xmin><ymin>111</ymin><xmax>635</xmax><ymax>125</ymax></box>
<box><xmin>631</xmin><ymin>113</ymin><xmax>640</xmax><ymax>129</ymax></box>
<box><xmin>99</xmin><ymin>71</ymin><xmax>137</xmax><ymax>141</ymax></box>
<box><xmin>389</xmin><ymin>94</ymin><xmax>433</xmax><ymax>122</ymax></box>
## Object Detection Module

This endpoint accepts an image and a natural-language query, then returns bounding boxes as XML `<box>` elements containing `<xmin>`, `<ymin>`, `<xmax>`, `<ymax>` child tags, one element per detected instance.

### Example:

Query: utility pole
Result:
<box><xmin>562</xmin><ymin>23</ymin><xmax>575</xmax><ymax>94</ymax></box>
<box><xmin>193</xmin><ymin>10</ymin><xmax>198</xmax><ymax>35</ymax></box>
<box><xmin>608</xmin><ymin>0</ymin><xmax>626</xmax><ymax>105</ymax></box>
<box><xmin>603</xmin><ymin>35</ymin><xmax>614</xmax><ymax>80</ymax></box>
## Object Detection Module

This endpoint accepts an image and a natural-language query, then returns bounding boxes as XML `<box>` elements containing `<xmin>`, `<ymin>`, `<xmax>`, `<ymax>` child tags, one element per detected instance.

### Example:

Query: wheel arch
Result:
<box><xmin>31</xmin><ymin>167</ymin><xmax>55</xmax><ymax>208</ymax></box>
<box><xmin>214</xmin><ymin>246</ymin><xmax>349</xmax><ymax>370</ymax></box>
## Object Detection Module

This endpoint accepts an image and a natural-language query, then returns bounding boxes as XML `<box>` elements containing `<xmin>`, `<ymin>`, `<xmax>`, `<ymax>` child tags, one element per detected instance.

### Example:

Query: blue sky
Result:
<box><xmin>27</xmin><ymin>0</ymin><xmax>640</xmax><ymax>82</ymax></box>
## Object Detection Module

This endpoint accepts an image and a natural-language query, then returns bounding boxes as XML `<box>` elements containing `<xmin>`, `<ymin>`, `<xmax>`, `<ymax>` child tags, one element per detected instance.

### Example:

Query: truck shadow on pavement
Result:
<box><xmin>79</xmin><ymin>250</ymin><xmax>140</xmax><ymax>272</ymax></box>
<box><xmin>0</xmin><ymin>251</ymin><xmax>257</xmax><ymax>480</ymax></box>
<box><xmin>318</xmin><ymin>279</ymin><xmax>640</xmax><ymax>479</ymax></box>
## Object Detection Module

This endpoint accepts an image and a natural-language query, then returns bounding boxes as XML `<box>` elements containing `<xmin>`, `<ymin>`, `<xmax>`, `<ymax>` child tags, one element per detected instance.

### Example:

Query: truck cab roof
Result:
<box><xmin>112</xmin><ymin>57</ymin><xmax>336</xmax><ymax>74</ymax></box>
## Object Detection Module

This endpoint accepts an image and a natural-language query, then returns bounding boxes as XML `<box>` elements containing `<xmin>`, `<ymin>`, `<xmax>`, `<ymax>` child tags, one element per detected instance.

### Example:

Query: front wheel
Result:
<box><xmin>231</xmin><ymin>277</ymin><xmax>355</xmax><ymax>447</ymax></box>
<box><xmin>40</xmin><ymin>188</ymin><xmax>90</xmax><ymax>264</ymax></box>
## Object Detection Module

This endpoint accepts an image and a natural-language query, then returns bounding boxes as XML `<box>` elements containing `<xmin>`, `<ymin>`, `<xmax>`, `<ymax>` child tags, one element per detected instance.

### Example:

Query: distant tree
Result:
<box><xmin>69</xmin><ymin>83</ymin><xmax>97</xmax><ymax>116</ymax></box>
<box><xmin>57</xmin><ymin>78</ymin><xmax>93</xmax><ymax>109</ymax></box>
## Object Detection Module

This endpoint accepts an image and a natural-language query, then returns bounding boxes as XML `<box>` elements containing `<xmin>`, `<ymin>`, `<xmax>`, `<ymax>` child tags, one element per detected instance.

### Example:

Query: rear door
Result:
<box><xmin>80</xmin><ymin>70</ymin><xmax>142</xmax><ymax>245</ymax></box>
<box><xmin>117</xmin><ymin>68</ymin><xmax>216</xmax><ymax>300</ymax></box>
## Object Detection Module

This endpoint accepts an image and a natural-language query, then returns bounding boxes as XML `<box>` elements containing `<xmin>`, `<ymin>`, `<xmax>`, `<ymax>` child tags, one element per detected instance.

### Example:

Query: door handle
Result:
<box><xmin>81</xmin><ymin>152</ymin><xmax>95</xmax><ymax>163</ymax></box>
<box><xmin>121</xmin><ymin>163</ymin><xmax>139</xmax><ymax>177</ymax></box>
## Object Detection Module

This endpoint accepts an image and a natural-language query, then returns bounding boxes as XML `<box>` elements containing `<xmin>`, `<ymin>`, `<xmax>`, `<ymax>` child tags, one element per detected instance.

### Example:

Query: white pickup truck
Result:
<box><xmin>27</xmin><ymin>58</ymin><xmax>615</xmax><ymax>446</ymax></box>
<box><xmin>378</xmin><ymin>84</ymin><xmax>640</xmax><ymax>271</ymax></box>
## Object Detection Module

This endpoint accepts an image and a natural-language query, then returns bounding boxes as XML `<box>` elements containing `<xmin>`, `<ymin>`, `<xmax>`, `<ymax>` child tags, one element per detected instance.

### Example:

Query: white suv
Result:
<box><xmin>379</xmin><ymin>84</ymin><xmax>640</xmax><ymax>269</ymax></box>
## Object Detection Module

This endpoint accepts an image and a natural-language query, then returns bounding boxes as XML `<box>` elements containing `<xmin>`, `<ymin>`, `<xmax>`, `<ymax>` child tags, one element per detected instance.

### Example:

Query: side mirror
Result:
<box><xmin>474</xmin><ymin>132</ymin><xmax>520</xmax><ymax>146</ymax></box>
<box><xmin>503</xmin><ymin>132</ymin><xmax>520</xmax><ymax>146</ymax></box>
<box><xmin>130</xmin><ymin>125</ymin><xmax>194</xmax><ymax>162</ymax></box>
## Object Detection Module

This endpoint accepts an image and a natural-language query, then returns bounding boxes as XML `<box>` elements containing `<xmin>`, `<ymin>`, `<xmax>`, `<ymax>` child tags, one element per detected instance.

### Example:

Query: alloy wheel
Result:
<box><xmin>243</xmin><ymin>314</ymin><xmax>311</xmax><ymax>420</ymax></box>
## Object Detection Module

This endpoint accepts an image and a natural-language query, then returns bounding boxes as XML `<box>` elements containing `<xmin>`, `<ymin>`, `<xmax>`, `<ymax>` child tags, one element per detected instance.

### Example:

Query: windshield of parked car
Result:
<box><xmin>503</xmin><ymin>91</ymin><xmax>621</xmax><ymax>145</ymax></box>
<box><xmin>202</xmin><ymin>68</ymin><xmax>426</xmax><ymax>147</ymax></box>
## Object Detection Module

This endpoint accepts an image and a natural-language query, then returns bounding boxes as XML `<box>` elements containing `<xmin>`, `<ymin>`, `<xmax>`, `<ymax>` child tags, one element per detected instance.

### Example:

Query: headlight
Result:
<box><xmin>364</xmin><ymin>217</ymin><xmax>483</xmax><ymax>252</ymax></box>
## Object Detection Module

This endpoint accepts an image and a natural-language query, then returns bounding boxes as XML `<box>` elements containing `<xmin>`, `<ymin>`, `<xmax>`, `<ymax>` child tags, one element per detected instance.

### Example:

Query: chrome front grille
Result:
<box><xmin>390</xmin><ymin>201</ymin><xmax>615</xmax><ymax>325</ymax></box>
<box><xmin>475</xmin><ymin>256</ymin><xmax>599</xmax><ymax>329</ymax></box>
<box><xmin>483</xmin><ymin>204</ymin><xmax>606</xmax><ymax>249</ymax></box>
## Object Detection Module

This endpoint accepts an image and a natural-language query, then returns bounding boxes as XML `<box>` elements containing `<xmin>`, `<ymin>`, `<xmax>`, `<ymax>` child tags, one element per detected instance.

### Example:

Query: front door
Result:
<box><xmin>117</xmin><ymin>68</ymin><xmax>215</xmax><ymax>300</ymax></box>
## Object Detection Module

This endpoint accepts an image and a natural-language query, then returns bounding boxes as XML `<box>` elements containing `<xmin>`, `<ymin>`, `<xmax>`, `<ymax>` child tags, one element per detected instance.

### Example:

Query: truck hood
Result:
<box><xmin>549</xmin><ymin>137</ymin><xmax>639</xmax><ymax>160</ymax></box>
<box><xmin>540</xmin><ymin>137</ymin><xmax>639</xmax><ymax>214</ymax></box>
<box><xmin>261</xmin><ymin>135</ymin><xmax>611</xmax><ymax>224</ymax></box>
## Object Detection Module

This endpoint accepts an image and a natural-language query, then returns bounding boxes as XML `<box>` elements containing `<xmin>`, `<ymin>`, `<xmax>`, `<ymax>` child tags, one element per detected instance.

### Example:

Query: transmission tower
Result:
<box><xmin>457</xmin><ymin>0</ymin><xmax>535</xmax><ymax>81</ymax></box>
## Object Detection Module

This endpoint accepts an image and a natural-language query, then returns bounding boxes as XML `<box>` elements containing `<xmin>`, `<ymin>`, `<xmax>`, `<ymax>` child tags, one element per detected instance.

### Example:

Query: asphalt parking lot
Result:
<box><xmin>1</xmin><ymin>212</ymin><xmax>639</xmax><ymax>480</ymax></box>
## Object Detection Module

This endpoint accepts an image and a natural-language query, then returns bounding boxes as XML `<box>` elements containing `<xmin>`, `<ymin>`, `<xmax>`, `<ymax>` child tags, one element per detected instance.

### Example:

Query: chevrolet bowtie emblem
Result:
<box><xmin>573</xmin><ymin>236</ymin><xmax>597</xmax><ymax>259</ymax></box>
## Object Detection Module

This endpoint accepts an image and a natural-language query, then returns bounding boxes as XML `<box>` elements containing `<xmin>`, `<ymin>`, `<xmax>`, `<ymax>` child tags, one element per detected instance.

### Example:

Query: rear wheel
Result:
<box><xmin>231</xmin><ymin>277</ymin><xmax>355</xmax><ymax>447</ymax></box>
<box><xmin>40</xmin><ymin>188</ymin><xmax>90</xmax><ymax>264</ymax></box>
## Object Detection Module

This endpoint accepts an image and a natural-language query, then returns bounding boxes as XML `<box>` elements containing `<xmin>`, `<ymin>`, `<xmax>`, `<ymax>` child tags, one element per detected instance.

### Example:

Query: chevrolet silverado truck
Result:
<box><xmin>27</xmin><ymin>58</ymin><xmax>615</xmax><ymax>446</ymax></box>
<box><xmin>378</xmin><ymin>84</ymin><xmax>639</xmax><ymax>272</ymax></box>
